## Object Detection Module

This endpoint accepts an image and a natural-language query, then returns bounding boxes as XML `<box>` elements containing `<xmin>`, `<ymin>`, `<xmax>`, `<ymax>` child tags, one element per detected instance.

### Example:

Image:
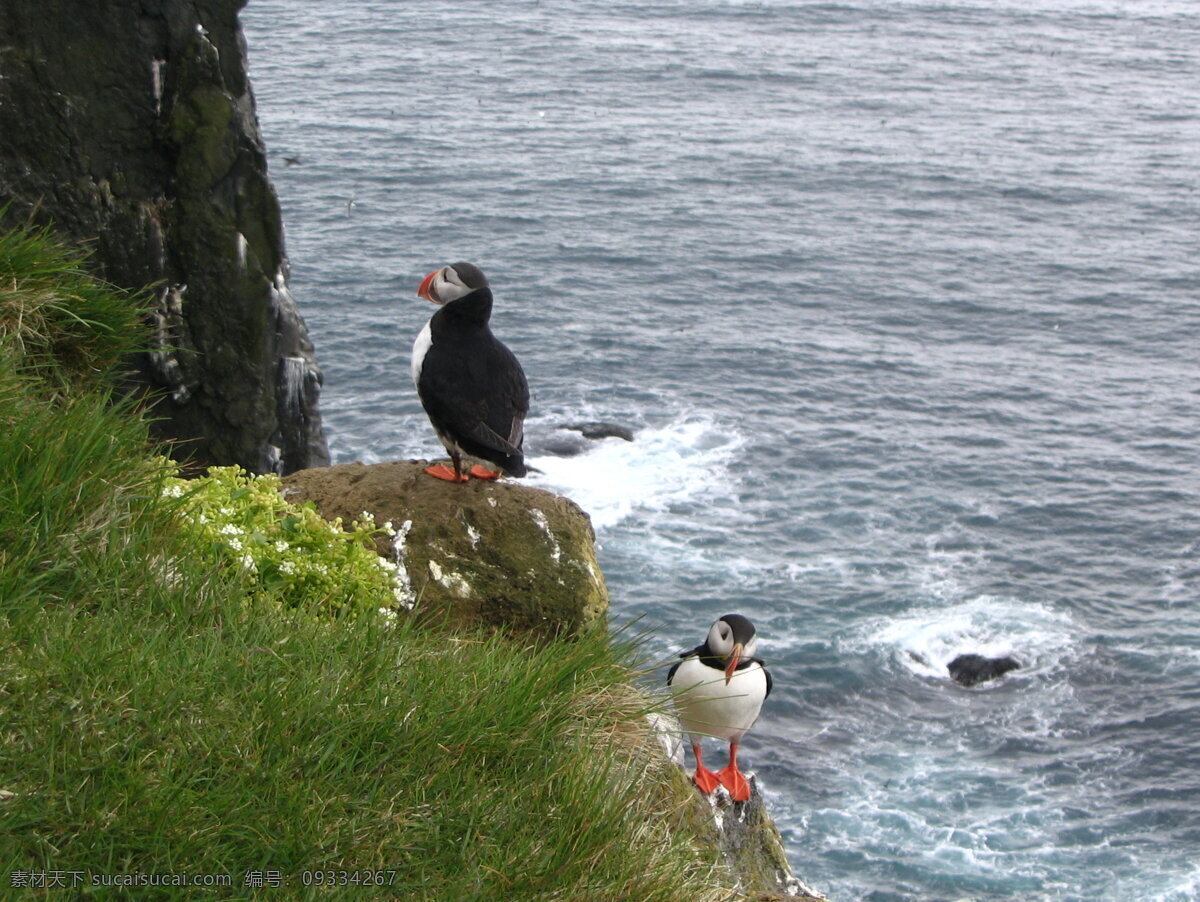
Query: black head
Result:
<box><xmin>449</xmin><ymin>262</ymin><xmax>487</xmax><ymax>290</ymax></box>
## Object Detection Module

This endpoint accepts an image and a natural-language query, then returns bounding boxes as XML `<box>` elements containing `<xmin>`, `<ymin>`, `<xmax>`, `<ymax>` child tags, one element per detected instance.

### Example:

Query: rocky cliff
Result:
<box><xmin>0</xmin><ymin>0</ymin><xmax>327</xmax><ymax>474</ymax></box>
<box><xmin>281</xmin><ymin>459</ymin><xmax>824</xmax><ymax>899</ymax></box>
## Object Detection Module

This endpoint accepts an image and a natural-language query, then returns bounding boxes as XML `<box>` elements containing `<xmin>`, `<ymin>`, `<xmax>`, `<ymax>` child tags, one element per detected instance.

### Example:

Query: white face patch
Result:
<box><xmin>707</xmin><ymin>617</ymin><xmax>757</xmax><ymax>657</ymax></box>
<box><xmin>432</xmin><ymin>266</ymin><xmax>472</xmax><ymax>304</ymax></box>
<box><xmin>708</xmin><ymin>619</ymin><xmax>734</xmax><ymax>656</ymax></box>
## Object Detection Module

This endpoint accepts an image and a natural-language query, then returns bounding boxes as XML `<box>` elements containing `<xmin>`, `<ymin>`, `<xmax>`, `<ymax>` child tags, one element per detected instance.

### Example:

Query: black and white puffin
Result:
<box><xmin>412</xmin><ymin>262</ymin><xmax>529</xmax><ymax>482</ymax></box>
<box><xmin>667</xmin><ymin>614</ymin><xmax>771</xmax><ymax>802</ymax></box>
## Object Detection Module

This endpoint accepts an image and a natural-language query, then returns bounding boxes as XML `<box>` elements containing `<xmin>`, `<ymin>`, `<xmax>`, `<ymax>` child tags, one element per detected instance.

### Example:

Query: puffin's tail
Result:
<box><xmin>503</xmin><ymin>455</ymin><xmax>529</xmax><ymax>478</ymax></box>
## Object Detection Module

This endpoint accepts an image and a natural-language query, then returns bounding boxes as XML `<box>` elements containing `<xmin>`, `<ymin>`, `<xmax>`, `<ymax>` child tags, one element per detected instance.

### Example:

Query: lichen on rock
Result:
<box><xmin>281</xmin><ymin>460</ymin><xmax>608</xmax><ymax>637</ymax></box>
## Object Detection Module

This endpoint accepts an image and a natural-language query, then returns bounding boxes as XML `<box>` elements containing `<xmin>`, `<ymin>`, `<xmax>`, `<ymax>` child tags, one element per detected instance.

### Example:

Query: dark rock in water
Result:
<box><xmin>562</xmin><ymin>421</ymin><xmax>635</xmax><ymax>441</ymax></box>
<box><xmin>537</xmin><ymin>435</ymin><xmax>590</xmax><ymax>458</ymax></box>
<box><xmin>0</xmin><ymin>0</ymin><xmax>329</xmax><ymax>475</ymax></box>
<box><xmin>535</xmin><ymin>422</ymin><xmax>634</xmax><ymax>457</ymax></box>
<box><xmin>948</xmin><ymin>653</ymin><xmax>1021</xmax><ymax>687</ymax></box>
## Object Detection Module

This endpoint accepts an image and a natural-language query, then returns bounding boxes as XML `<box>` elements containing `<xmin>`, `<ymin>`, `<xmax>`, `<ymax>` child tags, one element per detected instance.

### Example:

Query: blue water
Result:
<box><xmin>240</xmin><ymin>2</ymin><xmax>1200</xmax><ymax>898</ymax></box>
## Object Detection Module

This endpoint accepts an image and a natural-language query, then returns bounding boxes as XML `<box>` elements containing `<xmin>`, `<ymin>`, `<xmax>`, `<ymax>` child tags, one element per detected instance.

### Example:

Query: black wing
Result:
<box><xmin>419</xmin><ymin>334</ymin><xmax>529</xmax><ymax>459</ymax></box>
<box><xmin>743</xmin><ymin>656</ymin><xmax>772</xmax><ymax>698</ymax></box>
<box><xmin>666</xmin><ymin>643</ymin><xmax>708</xmax><ymax>686</ymax></box>
<box><xmin>461</xmin><ymin>338</ymin><xmax>528</xmax><ymax>455</ymax></box>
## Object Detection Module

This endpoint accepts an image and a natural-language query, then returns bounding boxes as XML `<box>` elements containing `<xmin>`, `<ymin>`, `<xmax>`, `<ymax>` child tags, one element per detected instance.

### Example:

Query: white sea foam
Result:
<box><xmin>526</xmin><ymin>413</ymin><xmax>744</xmax><ymax>532</ymax></box>
<box><xmin>1141</xmin><ymin>865</ymin><xmax>1200</xmax><ymax>902</ymax></box>
<box><xmin>846</xmin><ymin>595</ymin><xmax>1080</xmax><ymax>683</ymax></box>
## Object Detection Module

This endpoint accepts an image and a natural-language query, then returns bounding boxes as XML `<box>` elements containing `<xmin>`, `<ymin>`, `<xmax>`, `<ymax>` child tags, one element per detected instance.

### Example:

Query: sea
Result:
<box><xmin>239</xmin><ymin>2</ymin><xmax>1199</xmax><ymax>899</ymax></box>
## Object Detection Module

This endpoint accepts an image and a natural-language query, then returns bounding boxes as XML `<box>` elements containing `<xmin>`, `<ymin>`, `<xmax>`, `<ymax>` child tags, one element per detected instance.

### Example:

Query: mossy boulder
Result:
<box><xmin>281</xmin><ymin>461</ymin><xmax>608</xmax><ymax>637</ymax></box>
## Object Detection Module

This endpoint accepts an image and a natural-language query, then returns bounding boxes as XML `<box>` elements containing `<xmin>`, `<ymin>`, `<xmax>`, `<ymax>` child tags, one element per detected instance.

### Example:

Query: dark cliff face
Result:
<box><xmin>0</xmin><ymin>0</ymin><xmax>329</xmax><ymax>474</ymax></box>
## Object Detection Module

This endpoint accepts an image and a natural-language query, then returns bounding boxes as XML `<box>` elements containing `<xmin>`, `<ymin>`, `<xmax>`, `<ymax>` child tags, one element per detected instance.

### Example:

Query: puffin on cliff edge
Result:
<box><xmin>412</xmin><ymin>262</ymin><xmax>529</xmax><ymax>482</ymax></box>
<box><xmin>668</xmin><ymin>614</ymin><xmax>771</xmax><ymax>802</ymax></box>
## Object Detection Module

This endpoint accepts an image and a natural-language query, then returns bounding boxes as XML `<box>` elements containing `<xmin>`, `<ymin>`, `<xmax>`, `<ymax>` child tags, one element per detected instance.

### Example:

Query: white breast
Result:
<box><xmin>411</xmin><ymin>319</ymin><xmax>433</xmax><ymax>386</ymax></box>
<box><xmin>669</xmin><ymin>656</ymin><xmax>767</xmax><ymax>743</ymax></box>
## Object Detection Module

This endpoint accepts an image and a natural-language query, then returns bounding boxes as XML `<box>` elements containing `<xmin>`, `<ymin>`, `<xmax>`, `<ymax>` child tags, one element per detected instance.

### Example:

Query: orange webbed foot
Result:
<box><xmin>716</xmin><ymin>764</ymin><xmax>752</xmax><ymax>802</ymax></box>
<box><xmin>424</xmin><ymin>463</ymin><xmax>468</xmax><ymax>482</ymax></box>
<box><xmin>468</xmin><ymin>464</ymin><xmax>501</xmax><ymax>480</ymax></box>
<box><xmin>692</xmin><ymin>765</ymin><xmax>721</xmax><ymax>795</ymax></box>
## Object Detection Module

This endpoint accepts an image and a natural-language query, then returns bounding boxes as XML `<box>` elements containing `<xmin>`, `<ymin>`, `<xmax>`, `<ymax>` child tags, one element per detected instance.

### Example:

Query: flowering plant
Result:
<box><xmin>161</xmin><ymin>465</ymin><xmax>410</xmax><ymax>618</ymax></box>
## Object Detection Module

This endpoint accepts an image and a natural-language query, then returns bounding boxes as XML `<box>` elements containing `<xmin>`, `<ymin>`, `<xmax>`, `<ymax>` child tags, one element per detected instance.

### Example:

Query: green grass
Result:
<box><xmin>2</xmin><ymin>604</ymin><xmax>720</xmax><ymax>899</ymax></box>
<box><xmin>0</xmin><ymin>213</ymin><xmax>148</xmax><ymax>390</ymax></box>
<box><xmin>0</xmin><ymin>222</ymin><xmax>729</xmax><ymax>899</ymax></box>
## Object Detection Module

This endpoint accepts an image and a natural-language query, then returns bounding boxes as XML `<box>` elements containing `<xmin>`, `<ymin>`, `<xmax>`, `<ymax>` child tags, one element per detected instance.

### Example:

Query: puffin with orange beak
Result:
<box><xmin>667</xmin><ymin>614</ymin><xmax>771</xmax><ymax>802</ymax></box>
<box><xmin>411</xmin><ymin>262</ymin><xmax>529</xmax><ymax>482</ymax></box>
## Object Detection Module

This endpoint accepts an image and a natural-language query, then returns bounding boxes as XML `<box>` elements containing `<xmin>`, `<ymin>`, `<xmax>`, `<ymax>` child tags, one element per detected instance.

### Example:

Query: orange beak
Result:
<box><xmin>416</xmin><ymin>270</ymin><xmax>438</xmax><ymax>303</ymax></box>
<box><xmin>724</xmin><ymin>643</ymin><xmax>744</xmax><ymax>685</ymax></box>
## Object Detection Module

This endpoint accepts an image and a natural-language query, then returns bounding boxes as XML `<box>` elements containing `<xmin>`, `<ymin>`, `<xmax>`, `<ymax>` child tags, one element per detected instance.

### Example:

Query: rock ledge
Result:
<box><xmin>282</xmin><ymin>460</ymin><xmax>608</xmax><ymax>637</ymax></box>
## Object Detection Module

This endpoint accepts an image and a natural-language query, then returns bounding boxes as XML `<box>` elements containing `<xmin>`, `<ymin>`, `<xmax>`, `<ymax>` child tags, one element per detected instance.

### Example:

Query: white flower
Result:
<box><xmin>279</xmin><ymin>559</ymin><xmax>296</xmax><ymax>575</ymax></box>
<box><xmin>218</xmin><ymin>524</ymin><xmax>241</xmax><ymax>536</ymax></box>
<box><xmin>382</xmin><ymin>521</ymin><xmax>396</xmax><ymax>535</ymax></box>
<box><xmin>377</xmin><ymin>558</ymin><xmax>398</xmax><ymax>572</ymax></box>
<box><xmin>162</xmin><ymin>483</ymin><xmax>184</xmax><ymax>498</ymax></box>
<box><xmin>197</xmin><ymin>513</ymin><xmax>208</xmax><ymax>524</ymax></box>
<box><xmin>240</xmin><ymin>553</ymin><xmax>256</xmax><ymax>572</ymax></box>
<box><xmin>274</xmin><ymin>541</ymin><xmax>289</xmax><ymax>553</ymax></box>
<box><xmin>227</xmin><ymin>537</ymin><xmax>243</xmax><ymax>552</ymax></box>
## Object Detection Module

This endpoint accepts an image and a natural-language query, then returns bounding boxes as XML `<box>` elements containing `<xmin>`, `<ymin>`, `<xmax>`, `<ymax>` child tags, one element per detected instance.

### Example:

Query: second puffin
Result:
<box><xmin>668</xmin><ymin>614</ymin><xmax>771</xmax><ymax>802</ymax></box>
<box><xmin>412</xmin><ymin>262</ymin><xmax>529</xmax><ymax>482</ymax></box>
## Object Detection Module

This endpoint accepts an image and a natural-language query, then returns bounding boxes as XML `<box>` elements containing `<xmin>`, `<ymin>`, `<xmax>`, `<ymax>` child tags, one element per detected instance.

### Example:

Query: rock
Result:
<box><xmin>648</xmin><ymin>714</ymin><xmax>826</xmax><ymax>901</ymax></box>
<box><xmin>562</xmin><ymin>421</ymin><xmax>636</xmax><ymax>442</ymax></box>
<box><xmin>532</xmin><ymin>421</ymin><xmax>636</xmax><ymax>457</ymax></box>
<box><xmin>281</xmin><ymin>461</ymin><xmax>608</xmax><ymax>637</ymax></box>
<box><xmin>646</xmin><ymin>712</ymin><xmax>686</xmax><ymax>769</ymax></box>
<box><xmin>947</xmin><ymin>653</ymin><xmax>1021</xmax><ymax>687</ymax></box>
<box><xmin>535</xmin><ymin>434</ymin><xmax>591</xmax><ymax>458</ymax></box>
<box><xmin>692</xmin><ymin>776</ymin><xmax>826</xmax><ymax>901</ymax></box>
<box><xmin>0</xmin><ymin>0</ymin><xmax>328</xmax><ymax>475</ymax></box>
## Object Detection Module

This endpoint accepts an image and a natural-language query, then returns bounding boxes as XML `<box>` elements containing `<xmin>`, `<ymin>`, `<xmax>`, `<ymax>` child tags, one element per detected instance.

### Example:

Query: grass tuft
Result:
<box><xmin>0</xmin><ymin>213</ymin><xmax>149</xmax><ymax>391</ymax></box>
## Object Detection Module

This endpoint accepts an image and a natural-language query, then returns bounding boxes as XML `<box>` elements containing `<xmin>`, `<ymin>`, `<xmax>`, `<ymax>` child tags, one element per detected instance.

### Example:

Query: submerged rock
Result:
<box><xmin>0</xmin><ymin>0</ymin><xmax>328</xmax><ymax>474</ymax></box>
<box><xmin>562</xmin><ymin>421</ymin><xmax>636</xmax><ymax>441</ymax></box>
<box><xmin>281</xmin><ymin>460</ymin><xmax>608</xmax><ymax>637</ymax></box>
<box><xmin>536</xmin><ymin>434</ymin><xmax>591</xmax><ymax>458</ymax></box>
<box><xmin>534</xmin><ymin>421</ymin><xmax>636</xmax><ymax>458</ymax></box>
<box><xmin>948</xmin><ymin>653</ymin><xmax>1021</xmax><ymax>687</ymax></box>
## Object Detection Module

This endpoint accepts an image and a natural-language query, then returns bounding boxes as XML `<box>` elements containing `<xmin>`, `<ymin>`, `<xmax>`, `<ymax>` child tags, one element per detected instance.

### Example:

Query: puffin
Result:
<box><xmin>412</xmin><ymin>262</ymin><xmax>529</xmax><ymax>482</ymax></box>
<box><xmin>667</xmin><ymin>614</ymin><xmax>771</xmax><ymax>802</ymax></box>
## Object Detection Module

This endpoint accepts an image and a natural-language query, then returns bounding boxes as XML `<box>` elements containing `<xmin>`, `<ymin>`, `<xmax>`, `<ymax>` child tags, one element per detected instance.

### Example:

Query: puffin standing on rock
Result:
<box><xmin>668</xmin><ymin>614</ymin><xmax>771</xmax><ymax>802</ymax></box>
<box><xmin>412</xmin><ymin>262</ymin><xmax>529</xmax><ymax>482</ymax></box>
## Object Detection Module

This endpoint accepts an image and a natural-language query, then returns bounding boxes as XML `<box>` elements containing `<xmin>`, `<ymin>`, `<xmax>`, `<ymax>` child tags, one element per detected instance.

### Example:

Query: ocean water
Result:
<box><xmin>240</xmin><ymin>2</ymin><xmax>1200</xmax><ymax>899</ymax></box>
